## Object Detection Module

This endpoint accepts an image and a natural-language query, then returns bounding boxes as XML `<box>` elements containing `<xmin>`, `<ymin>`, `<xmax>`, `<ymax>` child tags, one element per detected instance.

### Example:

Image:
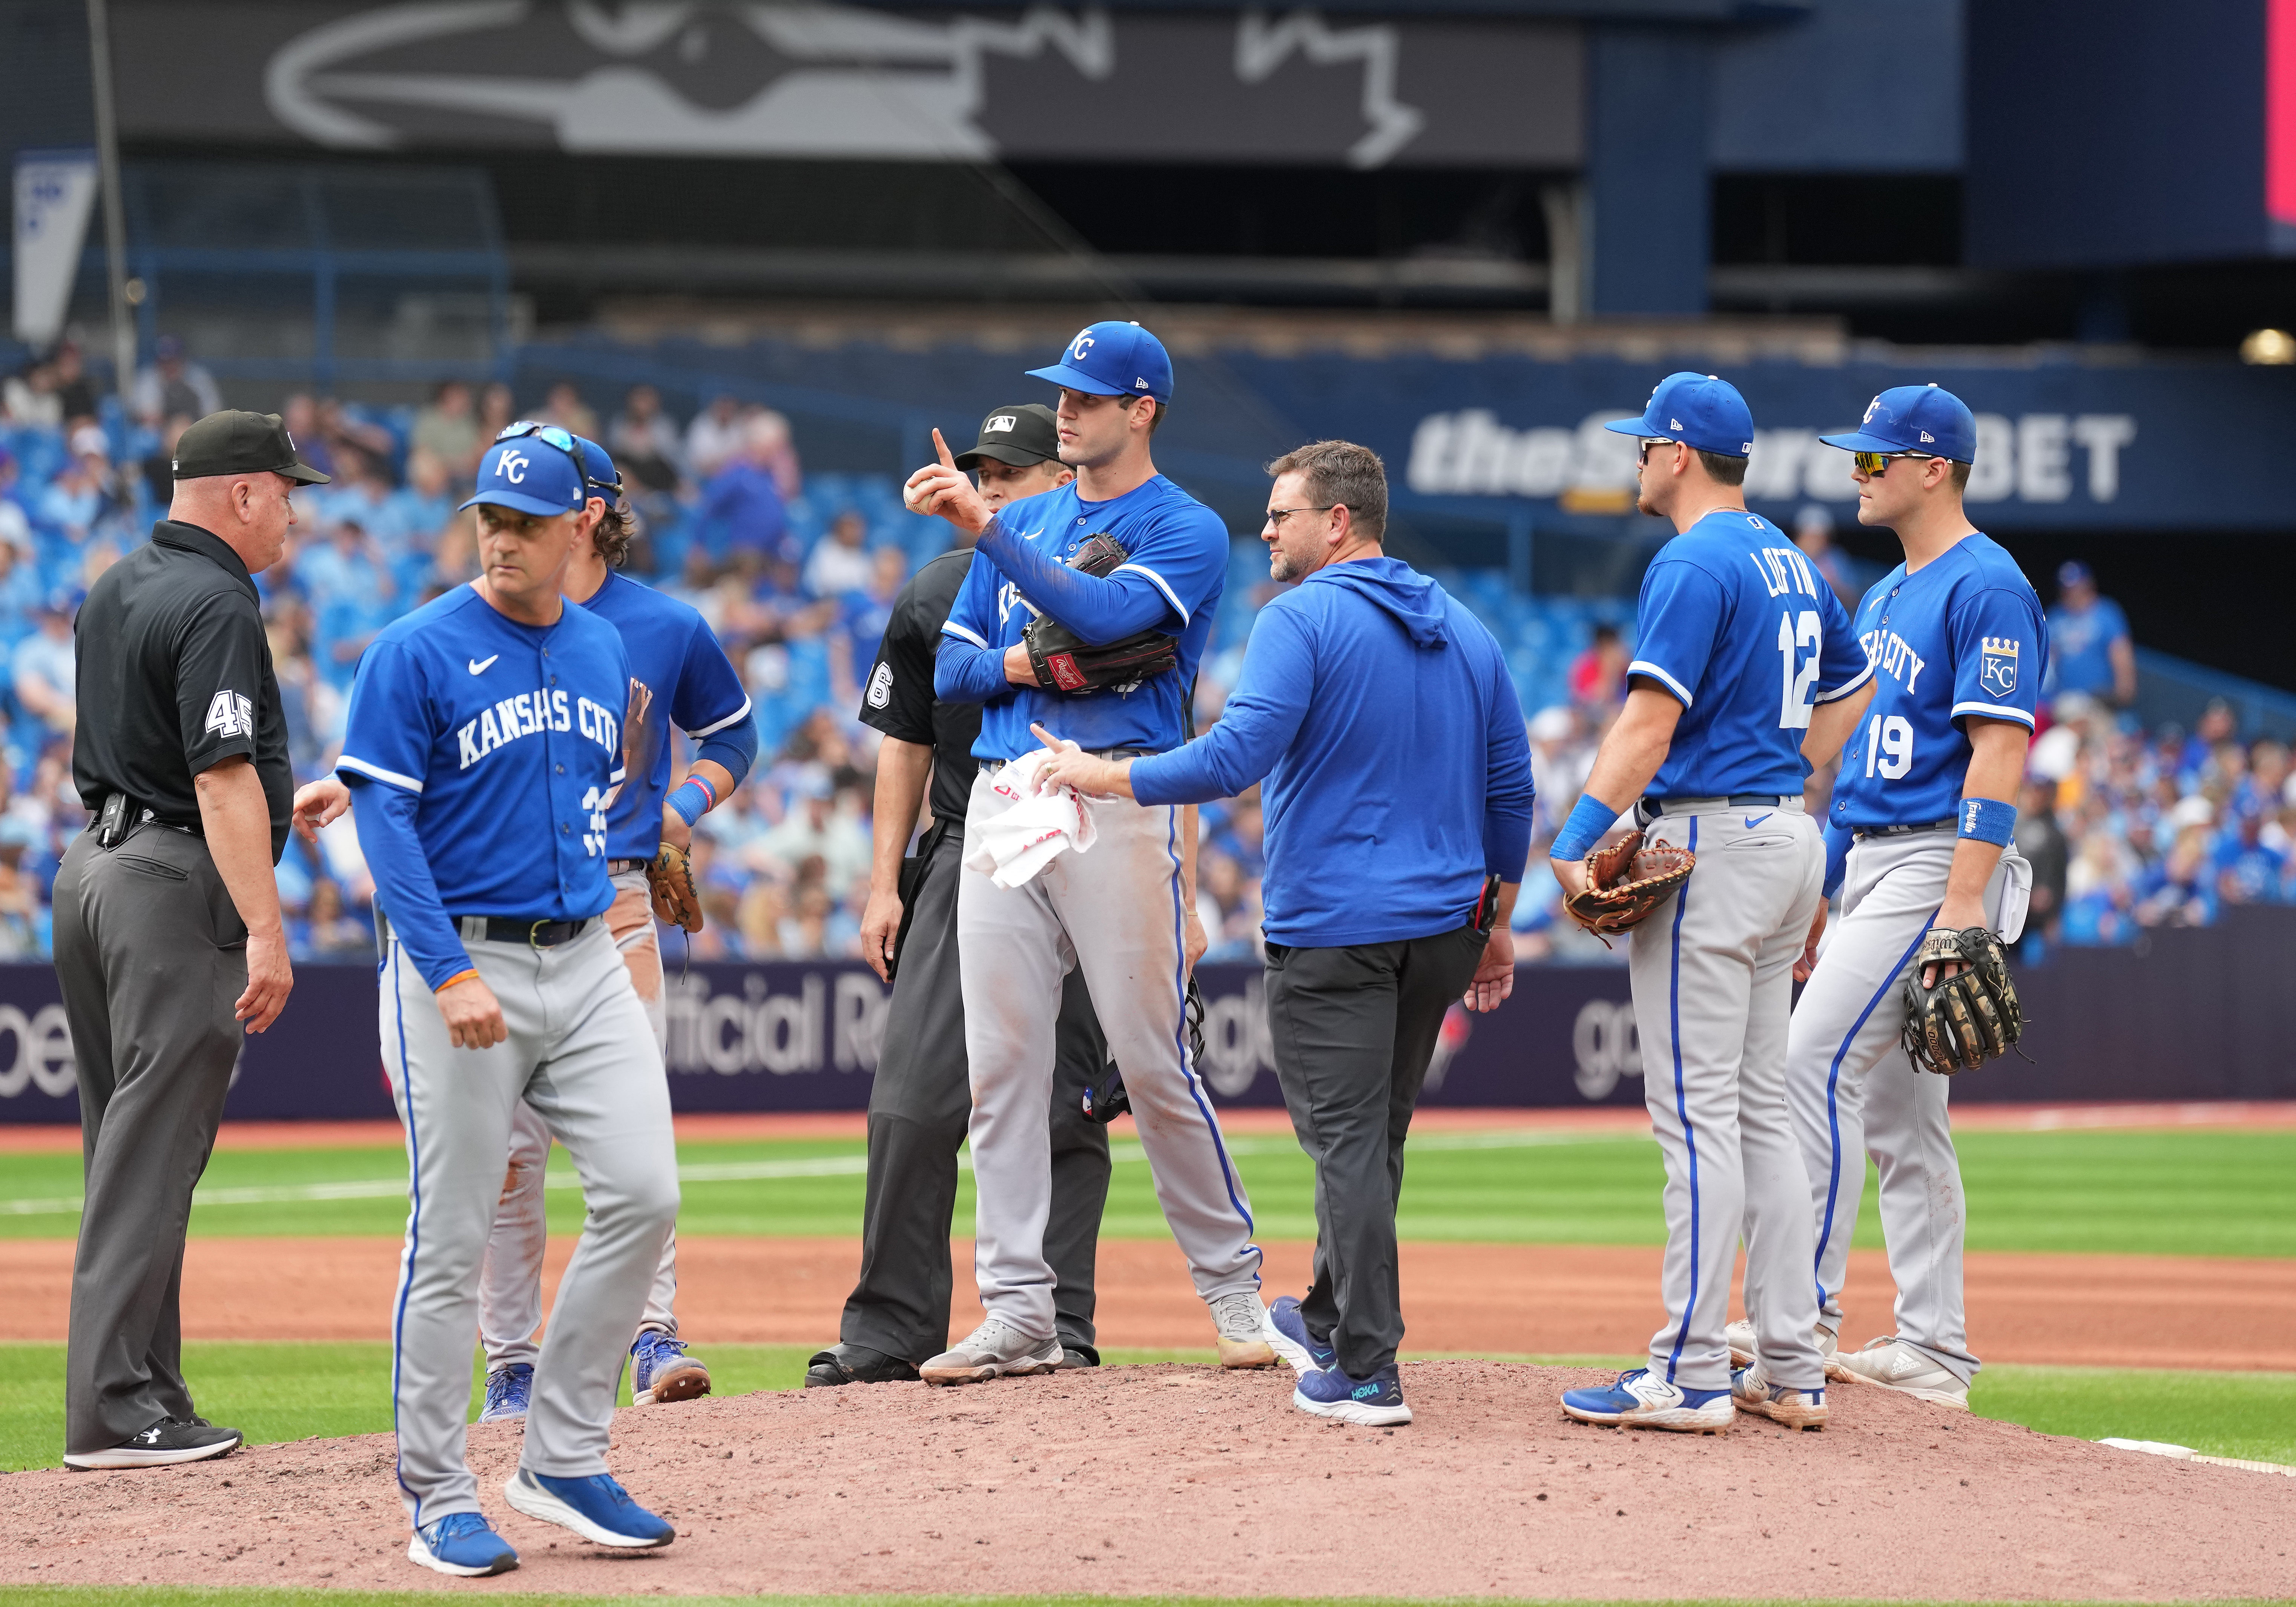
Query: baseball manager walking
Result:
<box><xmin>340</xmin><ymin>434</ymin><xmax>678</xmax><ymax>1577</ymax></box>
<box><xmin>1037</xmin><ymin>439</ymin><xmax>1533</xmax><ymax>1427</ymax></box>
<box><xmin>55</xmin><ymin>410</ymin><xmax>319</xmax><ymax>1470</ymax></box>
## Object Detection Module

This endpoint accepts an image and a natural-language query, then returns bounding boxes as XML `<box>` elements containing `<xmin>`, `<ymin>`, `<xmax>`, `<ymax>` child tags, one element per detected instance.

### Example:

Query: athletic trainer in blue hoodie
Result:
<box><xmin>1034</xmin><ymin>439</ymin><xmax>1533</xmax><ymax>1427</ymax></box>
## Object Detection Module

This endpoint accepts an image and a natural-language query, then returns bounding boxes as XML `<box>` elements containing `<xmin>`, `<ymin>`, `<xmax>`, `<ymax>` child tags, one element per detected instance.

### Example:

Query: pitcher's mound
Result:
<box><xmin>8</xmin><ymin>1361</ymin><xmax>2291</xmax><ymax>1598</ymax></box>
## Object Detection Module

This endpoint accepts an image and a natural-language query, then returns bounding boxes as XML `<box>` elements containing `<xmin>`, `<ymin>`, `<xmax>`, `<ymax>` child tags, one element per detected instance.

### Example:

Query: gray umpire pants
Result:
<box><xmin>1263</xmin><ymin>924</ymin><xmax>1487</xmax><ymax>1379</ymax></box>
<box><xmin>52</xmin><ymin>824</ymin><xmax>247</xmax><ymax>1457</ymax></box>
<box><xmin>381</xmin><ymin>923</ymin><xmax>677</xmax><ymax>1529</ymax></box>
<box><xmin>842</xmin><ymin>826</ymin><xmax>1114</xmax><ymax>1363</ymax></box>
<box><xmin>1626</xmin><ymin>804</ymin><xmax>1830</xmax><ymax>1395</ymax></box>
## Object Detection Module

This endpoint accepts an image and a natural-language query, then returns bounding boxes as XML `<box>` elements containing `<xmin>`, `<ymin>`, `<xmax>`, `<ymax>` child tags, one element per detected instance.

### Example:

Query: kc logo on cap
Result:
<box><xmin>496</xmin><ymin>449</ymin><xmax>530</xmax><ymax>483</ymax></box>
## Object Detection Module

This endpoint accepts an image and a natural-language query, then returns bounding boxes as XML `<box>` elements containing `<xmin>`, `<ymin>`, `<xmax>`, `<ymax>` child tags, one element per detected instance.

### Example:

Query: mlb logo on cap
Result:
<box><xmin>1025</xmin><ymin>320</ymin><xmax>1174</xmax><ymax>405</ymax></box>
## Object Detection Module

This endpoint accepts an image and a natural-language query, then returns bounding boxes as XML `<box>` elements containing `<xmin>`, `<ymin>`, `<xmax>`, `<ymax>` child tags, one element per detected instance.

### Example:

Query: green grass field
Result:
<box><xmin>4</xmin><ymin>1127</ymin><xmax>2292</xmax><ymax>1257</ymax></box>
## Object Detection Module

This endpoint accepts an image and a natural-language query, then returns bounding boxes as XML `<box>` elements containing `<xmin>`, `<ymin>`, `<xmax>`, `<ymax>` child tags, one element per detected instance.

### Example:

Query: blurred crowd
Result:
<box><xmin>0</xmin><ymin>346</ymin><xmax>2287</xmax><ymax>965</ymax></box>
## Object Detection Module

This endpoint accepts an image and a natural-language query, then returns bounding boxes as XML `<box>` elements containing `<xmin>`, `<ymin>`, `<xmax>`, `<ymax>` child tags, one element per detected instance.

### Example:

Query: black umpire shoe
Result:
<box><xmin>803</xmin><ymin>1345</ymin><xmax>921</xmax><ymax>1388</ymax></box>
<box><xmin>64</xmin><ymin>1417</ymin><xmax>241</xmax><ymax>1470</ymax></box>
<box><xmin>1056</xmin><ymin>1343</ymin><xmax>1101</xmax><ymax>1370</ymax></box>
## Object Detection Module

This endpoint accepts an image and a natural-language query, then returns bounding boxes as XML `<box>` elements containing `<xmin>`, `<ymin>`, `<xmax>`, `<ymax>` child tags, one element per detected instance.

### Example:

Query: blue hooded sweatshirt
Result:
<box><xmin>1132</xmin><ymin>555</ymin><xmax>1534</xmax><ymax>947</ymax></box>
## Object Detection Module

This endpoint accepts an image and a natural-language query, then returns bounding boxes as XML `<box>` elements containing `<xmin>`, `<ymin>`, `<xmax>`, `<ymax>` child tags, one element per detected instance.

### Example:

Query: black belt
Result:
<box><xmin>607</xmin><ymin>858</ymin><xmax>646</xmax><ymax>875</ymax></box>
<box><xmin>981</xmin><ymin>747</ymin><xmax>1155</xmax><ymax>774</ymax></box>
<box><xmin>1856</xmin><ymin>817</ymin><xmax>1959</xmax><ymax>840</ymax></box>
<box><xmin>459</xmin><ymin>916</ymin><xmax>594</xmax><ymax>948</ymax></box>
<box><xmin>1637</xmin><ymin>793</ymin><xmax>1800</xmax><ymax>820</ymax></box>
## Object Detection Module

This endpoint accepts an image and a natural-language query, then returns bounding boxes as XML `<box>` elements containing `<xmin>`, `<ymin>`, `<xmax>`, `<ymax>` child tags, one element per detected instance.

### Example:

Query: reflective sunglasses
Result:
<box><xmin>1636</xmin><ymin>436</ymin><xmax>1676</xmax><ymax>465</ymax></box>
<box><xmin>497</xmin><ymin>419</ymin><xmax>619</xmax><ymax>496</ymax></box>
<box><xmin>1852</xmin><ymin>449</ymin><xmax>1945</xmax><ymax>476</ymax></box>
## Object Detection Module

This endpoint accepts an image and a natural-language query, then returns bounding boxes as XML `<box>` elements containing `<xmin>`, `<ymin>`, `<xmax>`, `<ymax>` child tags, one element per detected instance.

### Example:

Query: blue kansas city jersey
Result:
<box><xmin>1830</xmin><ymin>533</ymin><xmax>2046</xmax><ymax>832</ymax></box>
<box><xmin>579</xmin><ymin>570</ymin><xmax>751</xmax><ymax>861</ymax></box>
<box><xmin>1631</xmin><ymin>510</ymin><xmax>1869</xmax><ymax>799</ymax></box>
<box><xmin>339</xmin><ymin>585</ymin><xmax>631</xmax><ymax>921</ymax></box>
<box><xmin>940</xmin><ymin>474</ymin><xmax>1225</xmax><ymax>760</ymax></box>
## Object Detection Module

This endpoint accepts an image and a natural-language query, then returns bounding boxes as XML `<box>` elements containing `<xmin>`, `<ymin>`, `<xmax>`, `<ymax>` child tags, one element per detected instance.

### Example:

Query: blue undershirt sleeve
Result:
<box><xmin>350</xmin><ymin>777</ymin><xmax>472</xmax><ymax>990</ymax></box>
<box><xmin>692</xmin><ymin>712</ymin><xmax>758</xmax><ymax>789</ymax></box>
<box><xmin>935</xmin><ymin>633</ymin><xmax>1011</xmax><ymax>705</ymax></box>
<box><xmin>975</xmin><ymin>514</ymin><xmax>1177</xmax><ymax>643</ymax></box>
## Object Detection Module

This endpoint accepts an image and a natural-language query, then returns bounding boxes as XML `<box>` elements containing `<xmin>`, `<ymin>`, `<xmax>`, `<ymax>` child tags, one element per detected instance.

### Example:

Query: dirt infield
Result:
<box><xmin>4</xmin><ymin>1361</ymin><xmax>2291</xmax><ymax>1599</ymax></box>
<box><xmin>3</xmin><ymin>1234</ymin><xmax>2290</xmax><ymax>1371</ymax></box>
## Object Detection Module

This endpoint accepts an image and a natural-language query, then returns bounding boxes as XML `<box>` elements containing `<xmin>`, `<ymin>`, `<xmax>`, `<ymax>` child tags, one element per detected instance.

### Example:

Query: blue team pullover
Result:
<box><xmin>1131</xmin><ymin>556</ymin><xmax>1533</xmax><ymax>947</ymax></box>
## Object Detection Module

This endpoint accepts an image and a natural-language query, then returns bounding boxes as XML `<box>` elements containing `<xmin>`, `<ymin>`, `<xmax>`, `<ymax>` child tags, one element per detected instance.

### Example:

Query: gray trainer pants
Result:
<box><xmin>381</xmin><ymin>922</ymin><xmax>677</xmax><ymax>1529</ymax></box>
<box><xmin>52</xmin><ymin>825</ymin><xmax>246</xmax><ymax>1457</ymax></box>
<box><xmin>1626</xmin><ymin>804</ymin><xmax>1829</xmax><ymax>1394</ymax></box>
<box><xmin>842</xmin><ymin>827</ymin><xmax>1112</xmax><ymax>1363</ymax></box>
<box><xmin>1263</xmin><ymin>924</ymin><xmax>1487</xmax><ymax>1378</ymax></box>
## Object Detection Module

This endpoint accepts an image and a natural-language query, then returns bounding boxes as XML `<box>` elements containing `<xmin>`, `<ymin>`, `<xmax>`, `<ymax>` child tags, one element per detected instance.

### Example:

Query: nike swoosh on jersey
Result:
<box><xmin>1743</xmin><ymin>813</ymin><xmax>1772</xmax><ymax>828</ymax></box>
<box><xmin>468</xmin><ymin>655</ymin><xmax>499</xmax><ymax>675</ymax></box>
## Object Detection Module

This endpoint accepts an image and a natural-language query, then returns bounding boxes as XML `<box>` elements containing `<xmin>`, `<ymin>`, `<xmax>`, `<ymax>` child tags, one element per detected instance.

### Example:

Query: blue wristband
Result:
<box><xmin>1956</xmin><ymin>797</ymin><xmax>2018</xmax><ymax>847</ymax></box>
<box><xmin>1550</xmin><ymin>792</ymin><xmax>1622</xmax><ymax>865</ymax></box>
<box><xmin>667</xmin><ymin>776</ymin><xmax>717</xmax><ymax>827</ymax></box>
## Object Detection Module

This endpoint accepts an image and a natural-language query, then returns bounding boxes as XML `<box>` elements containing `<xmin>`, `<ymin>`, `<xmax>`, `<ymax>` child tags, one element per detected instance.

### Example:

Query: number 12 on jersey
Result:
<box><xmin>1777</xmin><ymin>609</ymin><xmax>1822</xmax><ymax>730</ymax></box>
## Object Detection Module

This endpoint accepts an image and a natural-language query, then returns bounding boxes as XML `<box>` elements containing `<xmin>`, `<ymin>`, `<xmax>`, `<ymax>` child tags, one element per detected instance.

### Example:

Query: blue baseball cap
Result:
<box><xmin>1819</xmin><ymin>384</ymin><xmax>1975</xmax><ymax>462</ymax></box>
<box><xmin>2058</xmin><ymin>560</ymin><xmax>2095</xmax><ymax>588</ymax></box>
<box><xmin>571</xmin><ymin>434</ymin><xmax>623</xmax><ymax>498</ymax></box>
<box><xmin>1601</xmin><ymin>372</ymin><xmax>1754</xmax><ymax>458</ymax></box>
<box><xmin>1025</xmin><ymin>321</ymin><xmax>1174</xmax><ymax>405</ymax></box>
<box><xmin>459</xmin><ymin>437</ymin><xmax>587</xmax><ymax>518</ymax></box>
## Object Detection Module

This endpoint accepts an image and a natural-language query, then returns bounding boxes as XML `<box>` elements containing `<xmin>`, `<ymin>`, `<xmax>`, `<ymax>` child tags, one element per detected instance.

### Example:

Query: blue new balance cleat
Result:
<box><xmin>407</xmin><ymin>1512</ymin><xmax>518</xmax><ymax>1577</ymax></box>
<box><xmin>478</xmin><ymin>1362</ymin><xmax>532</xmax><ymax>1424</ymax></box>
<box><xmin>503</xmin><ymin>1468</ymin><xmax>675</xmax><ymax>1549</ymax></box>
<box><xmin>1292</xmin><ymin>1360</ymin><xmax>1412</xmax><ymax>1426</ymax></box>
<box><xmin>1561</xmin><ymin>1367</ymin><xmax>1733</xmax><ymax>1433</ymax></box>
<box><xmin>1265</xmin><ymin>1295</ymin><xmax>1337</xmax><ymax>1377</ymax></box>
<box><xmin>631</xmin><ymin>1330</ymin><xmax>711</xmax><ymax>1405</ymax></box>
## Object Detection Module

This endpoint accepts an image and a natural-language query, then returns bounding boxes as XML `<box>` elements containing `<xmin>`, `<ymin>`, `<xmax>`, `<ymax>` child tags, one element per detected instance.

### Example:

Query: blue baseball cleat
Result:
<box><xmin>503</xmin><ymin>1468</ymin><xmax>675</xmax><ymax>1549</ymax></box>
<box><xmin>407</xmin><ymin>1512</ymin><xmax>519</xmax><ymax>1576</ymax></box>
<box><xmin>1292</xmin><ymin>1360</ymin><xmax>1412</xmax><ymax>1426</ymax></box>
<box><xmin>1561</xmin><ymin>1367</ymin><xmax>1733</xmax><ymax>1433</ymax></box>
<box><xmin>630</xmin><ymin>1331</ymin><xmax>711</xmax><ymax>1405</ymax></box>
<box><xmin>478</xmin><ymin>1362</ymin><xmax>532</xmax><ymax>1424</ymax></box>
<box><xmin>1265</xmin><ymin>1295</ymin><xmax>1337</xmax><ymax>1377</ymax></box>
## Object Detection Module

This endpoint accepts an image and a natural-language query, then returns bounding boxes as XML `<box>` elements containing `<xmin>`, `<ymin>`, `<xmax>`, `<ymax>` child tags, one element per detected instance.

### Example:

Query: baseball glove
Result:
<box><xmin>646</xmin><ymin>840</ymin><xmax>704</xmax><ymax>933</ymax></box>
<box><xmin>1900</xmin><ymin>926</ymin><xmax>2025</xmax><ymax>1075</ymax></box>
<box><xmin>1023</xmin><ymin>533</ymin><xmax>1178</xmax><ymax>695</ymax></box>
<box><xmin>1561</xmin><ymin>829</ymin><xmax>1694</xmax><ymax>944</ymax></box>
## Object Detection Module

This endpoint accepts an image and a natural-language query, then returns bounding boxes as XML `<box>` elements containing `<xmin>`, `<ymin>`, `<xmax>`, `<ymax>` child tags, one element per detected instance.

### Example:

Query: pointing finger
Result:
<box><xmin>933</xmin><ymin>427</ymin><xmax>957</xmax><ymax>469</ymax></box>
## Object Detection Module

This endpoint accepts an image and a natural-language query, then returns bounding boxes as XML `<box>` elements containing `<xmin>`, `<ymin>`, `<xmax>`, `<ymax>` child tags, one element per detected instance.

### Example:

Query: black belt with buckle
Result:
<box><xmin>1857</xmin><ymin>817</ymin><xmax>1959</xmax><ymax>840</ymax></box>
<box><xmin>474</xmin><ymin>916</ymin><xmax>592</xmax><ymax>947</ymax></box>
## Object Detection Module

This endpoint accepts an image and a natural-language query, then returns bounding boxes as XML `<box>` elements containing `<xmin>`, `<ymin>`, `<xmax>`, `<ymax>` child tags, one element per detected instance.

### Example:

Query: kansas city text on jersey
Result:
<box><xmin>456</xmin><ymin>687</ymin><xmax>622</xmax><ymax>772</ymax></box>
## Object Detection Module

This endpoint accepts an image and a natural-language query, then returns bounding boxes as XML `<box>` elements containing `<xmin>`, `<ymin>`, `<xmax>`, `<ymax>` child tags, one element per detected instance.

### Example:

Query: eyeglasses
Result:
<box><xmin>497</xmin><ymin>419</ymin><xmax>620</xmax><ymax>495</ymax></box>
<box><xmin>1636</xmin><ymin>437</ymin><xmax>1676</xmax><ymax>465</ymax></box>
<box><xmin>1852</xmin><ymin>450</ymin><xmax>1945</xmax><ymax>476</ymax></box>
<box><xmin>1265</xmin><ymin>505</ymin><xmax>1337</xmax><ymax>527</ymax></box>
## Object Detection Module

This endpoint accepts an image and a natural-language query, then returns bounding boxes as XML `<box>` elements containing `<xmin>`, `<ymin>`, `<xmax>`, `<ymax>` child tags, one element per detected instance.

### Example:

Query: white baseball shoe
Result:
<box><xmin>1730</xmin><ymin>1358</ymin><xmax>1829</xmax><ymax>1431</ymax></box>
<box><xmin>1833</xmin><ymin>1336</ymin><xmax>1969</xmax><ymax>1407</ymax></box>
<box><xmin>1724</xmin><ymin>1317</ymin><xmax>1841</xmax><ymax>1377</ymax></box>
<box><xmin>918</xmin><ymin>1319</ymin><xmax>1064</xmax><ymax>1386</ymax></box>
<box><xmin>1208</xmin><ymin>1290</ymin><xmax>1279</xmax><ymax>1369</ymax></box>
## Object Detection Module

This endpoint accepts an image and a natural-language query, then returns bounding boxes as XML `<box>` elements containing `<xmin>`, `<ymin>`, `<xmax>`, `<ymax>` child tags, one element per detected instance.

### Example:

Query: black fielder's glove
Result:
<box><xmin>1082</xmin><ymin>976</ymin><xmax>1206</xmax><ymax>1122</ymax></box>
<box><xmin>1901</xmin><ymin>926</ymin><xmax>2027</xmax><ymax>1074</ymax></box>
<box><xmin>1022</xmin><ymin>532</ymin><xmax>1178</xmax><ymax>695</ymax></box>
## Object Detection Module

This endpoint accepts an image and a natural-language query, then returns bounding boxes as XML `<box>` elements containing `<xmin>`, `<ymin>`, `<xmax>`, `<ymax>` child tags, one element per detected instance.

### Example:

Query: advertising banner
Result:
<box><xmin>11</xmin><ymin>149</ymin><xmax>99</xmax><ymax>349</ymax></box>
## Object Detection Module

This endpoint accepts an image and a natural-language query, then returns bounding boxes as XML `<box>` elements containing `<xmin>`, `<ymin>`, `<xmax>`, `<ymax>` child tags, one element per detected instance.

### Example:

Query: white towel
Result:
<box><xmin>962</xmin><ymin>749</ymin><xmax>1099</xmax><ymax>889</ymax></box>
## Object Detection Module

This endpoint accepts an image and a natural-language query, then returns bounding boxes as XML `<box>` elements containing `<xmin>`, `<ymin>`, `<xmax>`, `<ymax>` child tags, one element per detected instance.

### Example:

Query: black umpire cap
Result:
<box><xmin>171</xmin><ymin>410</ymin><xmax>331</xmax><ymax>484</ymax></box>
<box><xmin>954</xmin><ymin>403</ymin><xmax>1059</xmax><ymax>470</ymax></box>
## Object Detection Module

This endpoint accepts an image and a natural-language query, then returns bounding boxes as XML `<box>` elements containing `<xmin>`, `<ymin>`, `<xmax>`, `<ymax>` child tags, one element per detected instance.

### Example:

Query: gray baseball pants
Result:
<box><xmin>1627</xmin><ymin>802</ymin><xmax>1829</xmax><ymax>1394</ymax></box>
<box><xmin>481</xmin><ymin>869</ymin><xmax>678</xmax><ymax>1369</ymax></box>
<box><xmin>381</xmin><ymin>921</ymin><xmax>677</xmax><ymax>1529</ymax></box>
<box><xmin>51</xmin><ymin>825</ymin><xmax>245</xmax><ymax>1457</ymax></box>
<box><xmin>957</xmin><ymin>767</ymin><xmax>1260</xmax><ymax>1340</ymax></box>
<box><xmin>1786</xmin><ymin>830</ymin><xmax>2029</xmax><ymax>1384</ymax></box>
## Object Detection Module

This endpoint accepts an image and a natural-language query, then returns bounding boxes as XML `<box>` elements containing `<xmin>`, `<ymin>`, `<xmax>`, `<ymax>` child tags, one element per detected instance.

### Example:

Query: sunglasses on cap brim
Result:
<box><xmin>496</xmin><ymin>419</ymin><xmax>622</xmax><ymax>496</ymax></box>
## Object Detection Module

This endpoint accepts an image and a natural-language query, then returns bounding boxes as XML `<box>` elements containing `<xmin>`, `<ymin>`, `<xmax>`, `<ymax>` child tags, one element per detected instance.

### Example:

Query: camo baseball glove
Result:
<box><xmin>1900</xmin><ymin>926</ymin><xmax>2025</xmax><ymax>1074</ymax></box>
<box><xmin>1561</xmin><ymin>829</ymin><xmax>1695</xmax><ymax>944</ymax></box>
<box><xmin>647</xmin><ymin>840</ymin><xmax>705</xmax><ymax>933</ymax></box>
<box><xmin>1023</xmin><ymin>533</ymin><xmax>1179</xmax><ymax>694</ymax></box>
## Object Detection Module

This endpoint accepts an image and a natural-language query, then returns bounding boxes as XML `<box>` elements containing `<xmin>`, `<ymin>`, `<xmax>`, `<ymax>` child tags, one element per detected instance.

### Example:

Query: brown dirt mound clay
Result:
<box><xmin>8</xmin><ymin>1362</ymin><xmax>2293</xmax><ymax>1600</ymax></box>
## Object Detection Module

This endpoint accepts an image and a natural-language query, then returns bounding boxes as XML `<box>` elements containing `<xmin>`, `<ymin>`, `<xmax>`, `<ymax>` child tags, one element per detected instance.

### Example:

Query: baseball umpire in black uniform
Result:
<box><xmin>55</xmin><ymin>410</ymin><xmax>320</xmax><ymax>1468</ymax></box>
<box><xmin>806</xmin><ymin>405</ymin><xmax>1116</xmax><ymax>1386</ymax></box>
